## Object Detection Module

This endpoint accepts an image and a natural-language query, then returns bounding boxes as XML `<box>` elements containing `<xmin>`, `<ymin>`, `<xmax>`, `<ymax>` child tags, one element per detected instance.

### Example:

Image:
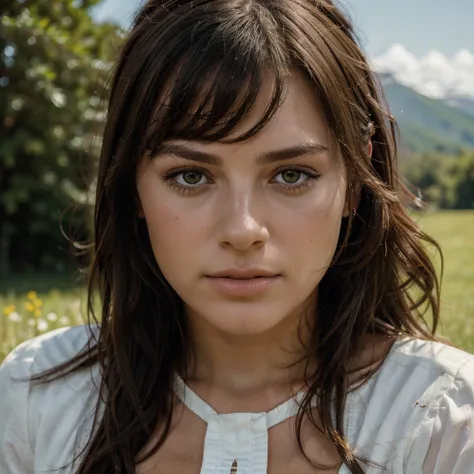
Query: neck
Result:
<box><xmin>183</xmin><ymin>298</ymin><xmax>317</xmax><ymax>396</ymax></box>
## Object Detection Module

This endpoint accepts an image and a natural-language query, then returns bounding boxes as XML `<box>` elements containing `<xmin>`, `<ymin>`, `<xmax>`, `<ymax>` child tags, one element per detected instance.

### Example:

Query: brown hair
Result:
<box><xmin>30</xmin><ymin>0</ymin><xmax>444</xmax><ymax>472</ymax></box>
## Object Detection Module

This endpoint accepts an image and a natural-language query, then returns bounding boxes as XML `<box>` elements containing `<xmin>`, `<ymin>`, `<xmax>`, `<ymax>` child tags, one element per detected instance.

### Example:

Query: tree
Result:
<box><xmin>452</xmin><ymin>152</ymin><xmax>474</xmax><ymax>209</ymax></box>
<box><xmin>401</xmin><ymin>150</ymin><xmax>474</xmax><ymax>210</ymax></box>
<box><xmin>0</xmin><ymin>0</ymin><xmax>122</xmax><ymax>276</ymax></box>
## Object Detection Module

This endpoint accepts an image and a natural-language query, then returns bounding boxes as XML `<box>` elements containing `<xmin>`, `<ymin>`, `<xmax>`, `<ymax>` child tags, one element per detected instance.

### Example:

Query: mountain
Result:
<box><xmin>445</xmin><ymin>96</ymin><xmax>474</xmax><ymax>118</ymax></box>
<box><xmin>370</xmin><ymin>45</ymin><xmax>474</xmax><ymax>153</ymax></box>
<box><xmin>378</xmin><ymin>73</ymin><xmax>474</xmax><ymax>154</ymax></box>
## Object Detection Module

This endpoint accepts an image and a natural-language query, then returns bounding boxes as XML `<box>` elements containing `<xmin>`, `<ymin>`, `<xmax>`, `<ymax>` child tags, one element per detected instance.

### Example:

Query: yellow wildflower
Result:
<box><xmin>27</xmin><ymin>291</ymin><xmax>38</xmax><ymax>300</ymax></box>
<box><xmin>35</xmin><ymin>298</ymin><xmax>43</xmax><ymax>308</ymax></box>
<box><xmin>25</xmin><ymin>302</ymin><xmax>35</xmax><ymax>312</ymax></box>
<box><xmin>3</xmin><ymin>304</ymin><xmax>16</xmax><ymax>316</ymax></box>
<box><xmin>34</xmin><ymin>309</ymin><xmax>42</xmax><ymax>318</ymax></box>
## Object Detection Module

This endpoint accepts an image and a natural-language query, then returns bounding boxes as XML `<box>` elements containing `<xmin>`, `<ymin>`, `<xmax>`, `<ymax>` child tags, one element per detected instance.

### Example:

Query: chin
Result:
<box><xmin>205</xmin><ymin>304</ymin><xmax>288</xmax><ymax>336</ymax></box>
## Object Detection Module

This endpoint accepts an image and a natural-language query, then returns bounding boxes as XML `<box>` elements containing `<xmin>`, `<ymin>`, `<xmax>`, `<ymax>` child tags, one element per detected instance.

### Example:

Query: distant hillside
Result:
<box><xmin>445</xmin><ymin>97</ymin><xmax>474</xmax><ymax>118</ymax></box>
<box><xmin>378</xmin><ymin>74</ymin><xmax>474</xmax><ymax>154</ymax></box>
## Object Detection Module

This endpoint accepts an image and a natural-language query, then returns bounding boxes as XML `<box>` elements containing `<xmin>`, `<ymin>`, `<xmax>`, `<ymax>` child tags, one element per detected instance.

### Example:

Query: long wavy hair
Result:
<box><xmin>31</xmin><ymin>0</ymin><xmax>445</xmax><ymax>472</ymax></box>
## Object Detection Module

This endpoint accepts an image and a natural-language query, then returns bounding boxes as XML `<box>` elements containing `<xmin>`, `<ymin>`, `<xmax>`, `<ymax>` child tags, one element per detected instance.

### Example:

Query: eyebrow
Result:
<box><xmin>153</xmin><ymin>142</ymin><xmax>329</xmax><ymax>165</ymax></box>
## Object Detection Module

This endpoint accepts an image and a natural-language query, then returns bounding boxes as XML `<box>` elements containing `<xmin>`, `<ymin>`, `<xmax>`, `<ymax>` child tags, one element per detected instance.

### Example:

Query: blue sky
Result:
<box><xmin>92</xmin><ymin>0</ymin><xmax>473</xmax><ymax>57</ymax></box>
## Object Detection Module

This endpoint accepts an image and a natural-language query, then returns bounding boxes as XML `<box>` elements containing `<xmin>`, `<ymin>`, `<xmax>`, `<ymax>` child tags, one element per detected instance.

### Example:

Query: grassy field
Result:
<box><xmin>413</xmin><ymin>210</ymin><xmax>474</xmax><ymax>352</ymax></box>
<box><xmin>1</xmin><ymin>210</ymin><xmax>473</xmax><ymax>361</ymax></box>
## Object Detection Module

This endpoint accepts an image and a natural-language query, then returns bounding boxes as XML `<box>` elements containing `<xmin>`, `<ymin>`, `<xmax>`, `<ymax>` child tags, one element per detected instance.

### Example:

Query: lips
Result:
<box><xmin>205</xmin><ymin>274</ymin><xmax>281</xmax><ymax>297</ymax></box>
<box><xmin>206</xmin><ymin>268</ymin><xmax>279</xmax><ymax>279</ymax></box>
<box><xmin>220</xmin><ymin>276</ymin><xmax>265</xmax><ymax>280</ymax></box>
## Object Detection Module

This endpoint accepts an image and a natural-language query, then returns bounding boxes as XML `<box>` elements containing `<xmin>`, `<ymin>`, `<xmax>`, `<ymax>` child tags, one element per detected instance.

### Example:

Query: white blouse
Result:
<box><xmin>1</xmin><ymin>325</ymin><xmax>474</xmax><ymax>474</ymax></box>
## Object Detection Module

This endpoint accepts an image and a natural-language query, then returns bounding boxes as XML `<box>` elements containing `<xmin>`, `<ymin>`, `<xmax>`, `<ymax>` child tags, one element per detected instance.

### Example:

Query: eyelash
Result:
<box><xmin>160</xmin><ymin>165</ymin><xmax>321</xmax><ymax>195</ymax></box>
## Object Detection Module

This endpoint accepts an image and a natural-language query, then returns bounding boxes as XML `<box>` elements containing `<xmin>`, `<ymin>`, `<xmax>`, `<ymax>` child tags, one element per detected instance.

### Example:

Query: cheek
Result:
<box><xmin>144</xmin><ymin>211</ymin><xmax>192</xmax><ymax>291</ymax></box>
<box><xmin>144</xmin><ymin>204</ymin><xmax>187</xmax><ymax>258</ymax></box>
<box><xmin>138</xmin><ymin>186</ymin><xmax>209</xmax><ymax>282</ymax></box>
<box><xmin>284</xmin><ymin>206</ymin><xmax>341</xmax><ymax>258</ymax></box>
<box><xmin>139</xmin><ymin>177</ymin><xmax>191</xmax><ymax>240</ymax></box>
<box><xmin>276</xmin><ymin>178</ymin><xmax>345</xmax><ymax>272</ymax></box>
<box><xmin>276</xmin><ymin>173</ymin><xmax>346</xmax><ymax>228</ymax></box>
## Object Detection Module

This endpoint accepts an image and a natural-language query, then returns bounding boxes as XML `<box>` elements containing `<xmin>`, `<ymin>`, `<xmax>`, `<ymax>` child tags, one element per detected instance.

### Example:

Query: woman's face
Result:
<box><xmin>136</xmin><ymin>71</ymin><xmax>352</xmax><ymax>335</ymax></box>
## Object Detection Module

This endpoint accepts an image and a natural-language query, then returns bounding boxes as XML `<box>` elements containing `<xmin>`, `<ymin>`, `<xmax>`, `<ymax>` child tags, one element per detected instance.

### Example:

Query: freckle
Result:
<box><xmin>174</xmin><ymin>216</ymin><xmax>179</xmax><ymax>221</ymax></box>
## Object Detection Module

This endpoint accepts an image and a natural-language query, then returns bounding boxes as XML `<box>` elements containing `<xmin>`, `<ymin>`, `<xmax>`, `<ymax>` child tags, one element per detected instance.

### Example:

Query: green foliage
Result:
<box><xmin>453</xmin><ymin>152</ymin><xmax>474</xmax><ymax>209</ymax></box>
<box><xmin>401</xmin><ymin>151</ymin><xmax>474</xmax><ymax>210</ymax></box>
<box><xmin>0</xmin><ymin>0</ymin><xmax>122</xmax><ymax>276</ymax></box>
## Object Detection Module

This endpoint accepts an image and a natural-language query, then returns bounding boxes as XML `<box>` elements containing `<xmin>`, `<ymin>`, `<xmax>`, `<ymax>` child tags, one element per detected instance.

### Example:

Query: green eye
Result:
<box><xmin>272</xmin><ymin>166</ymin><xmax>321</xmax><ymax>193</ymax></box>
<box><xmin>162</xmin><ymin>166</ymin><xmax>211</xmax><ymax>195</ymax></box>
<box><xmin>182</xmin><ymin>170</ymin><xmax>203</xmax><ymax>185</ymax></box>
<box><xmin>280</xmin><ymin>170</ymin><xmax>301</xmax><ymax>184</ymax></box>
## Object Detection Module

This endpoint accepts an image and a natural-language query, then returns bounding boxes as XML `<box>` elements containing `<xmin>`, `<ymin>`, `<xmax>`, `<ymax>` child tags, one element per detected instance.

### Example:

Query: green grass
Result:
<box><xmin>1</xmin><ymin>210</ymin><xmax>473</xmax><ymax>361</ymax></box>
<box><xmin>414</xmin><ymin>210</ymin><xmax>474</xmax><ymax>352</ymax></box>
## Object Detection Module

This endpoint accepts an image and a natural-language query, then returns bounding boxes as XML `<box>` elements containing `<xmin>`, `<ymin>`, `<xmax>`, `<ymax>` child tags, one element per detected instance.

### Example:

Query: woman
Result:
<box><xmin>1</xmin><ymin>0</ymin><xmax>473</xmax><ymax>473</ymax></box>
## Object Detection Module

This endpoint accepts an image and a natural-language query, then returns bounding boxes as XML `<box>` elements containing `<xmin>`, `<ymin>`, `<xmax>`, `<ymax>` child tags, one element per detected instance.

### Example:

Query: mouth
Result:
<box><xmin>206</xmin><ymin>268</ymin><xmax>280</xmax><ymax>279</ymax></box>
<box><xmin>217</xmin><ymin>276</ymin><xmax>273</xmax><ymax>280</ymax></box>
<box><xmin>204</xmin><ymin>274</ymin><xmax>281</xmax><ymax>297</ymax></box>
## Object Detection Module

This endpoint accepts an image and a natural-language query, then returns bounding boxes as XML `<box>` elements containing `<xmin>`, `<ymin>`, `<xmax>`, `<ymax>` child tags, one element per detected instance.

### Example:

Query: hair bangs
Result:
<box><xmin>144</xmin><ymin>29</ymin><xmax>289</xmax><ymax>154</ymax></box>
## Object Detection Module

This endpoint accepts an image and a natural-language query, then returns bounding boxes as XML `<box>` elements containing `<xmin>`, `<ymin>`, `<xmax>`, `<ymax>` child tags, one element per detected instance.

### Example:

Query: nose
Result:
<box><xmin>216</xmin><ymin>192</ymin><xmax>269</xmax><ymax>252</ymax></box>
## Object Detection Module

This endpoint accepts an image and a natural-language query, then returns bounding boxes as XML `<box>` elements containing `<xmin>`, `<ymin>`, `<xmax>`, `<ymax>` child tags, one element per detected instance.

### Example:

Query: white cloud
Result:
<box><xmin>370</xmin><ymin>44</ymin><xmax>474</xmax><ymax>99</ymax></box>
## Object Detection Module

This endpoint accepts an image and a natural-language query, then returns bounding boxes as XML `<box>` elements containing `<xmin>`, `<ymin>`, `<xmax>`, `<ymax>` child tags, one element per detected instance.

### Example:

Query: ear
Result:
<box><xmin>342</xmin><ymin>139</ymin><xmax>373</xmax><ymax>217</ymax></box>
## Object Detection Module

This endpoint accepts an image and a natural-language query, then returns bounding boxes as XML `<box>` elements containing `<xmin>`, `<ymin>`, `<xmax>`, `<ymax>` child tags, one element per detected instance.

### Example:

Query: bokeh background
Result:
<box><xmin>1</xmin><ymin>0</ymin><xmax>473</xmax><ymax>361</ymax></box>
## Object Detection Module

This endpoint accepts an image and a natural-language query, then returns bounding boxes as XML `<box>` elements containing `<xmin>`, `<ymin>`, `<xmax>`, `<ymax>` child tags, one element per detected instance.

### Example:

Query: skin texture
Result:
<box><xmin>136</xmin><ymin>71</ymin><xmax>372</xmax><ymax>395</ymax></box>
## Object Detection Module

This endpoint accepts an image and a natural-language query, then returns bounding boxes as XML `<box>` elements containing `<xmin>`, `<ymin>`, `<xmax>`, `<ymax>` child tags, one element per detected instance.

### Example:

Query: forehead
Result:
<box><xmin>250</xmin><ymin>71</ymin><xmax>331</xmax><ymax>146</ymax></box>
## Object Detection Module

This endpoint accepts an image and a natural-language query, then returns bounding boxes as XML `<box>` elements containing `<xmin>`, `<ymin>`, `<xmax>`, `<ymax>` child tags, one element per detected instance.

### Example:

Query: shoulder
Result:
<box><xmin>356</xmin><ymin>336</ymin><xmax>474</xmax><ymax>407</ymax></box>
<box><xmin>0</xmin><ymin>325</ymin><xmax>101</xmax><ymax>471</ymax></box>
<box><xmin>389</xmin><ymin>336</ymin><xmax>474</xmax><ymax>378</ymax></box>
<box><xmin>348</xmin><ymin>337</ymin><xmax>474</xmax><ymax>473</ymax></box>
<box><xmin>2</xmin><ymin>324</ymin><xmax>99</xmax><ymax>374</ymax></box>
<box><xmin>381</xmin><ymin>337</ymin><xmax>474</xmax><ymax>409</ymax></box>
<box><xmin>369</xmin><ymin>336</ymin><xmax>474</xmax><ymax>415</ymax></box>
<box><xmin>390</xmin><ymin>338</ymin><xmax>474</xmax><ymax>472</ymax></box>
<box><xmin>0</xmin><ymin>324</ymin><xmax>99</xmax><ymax>406</ymax></box>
